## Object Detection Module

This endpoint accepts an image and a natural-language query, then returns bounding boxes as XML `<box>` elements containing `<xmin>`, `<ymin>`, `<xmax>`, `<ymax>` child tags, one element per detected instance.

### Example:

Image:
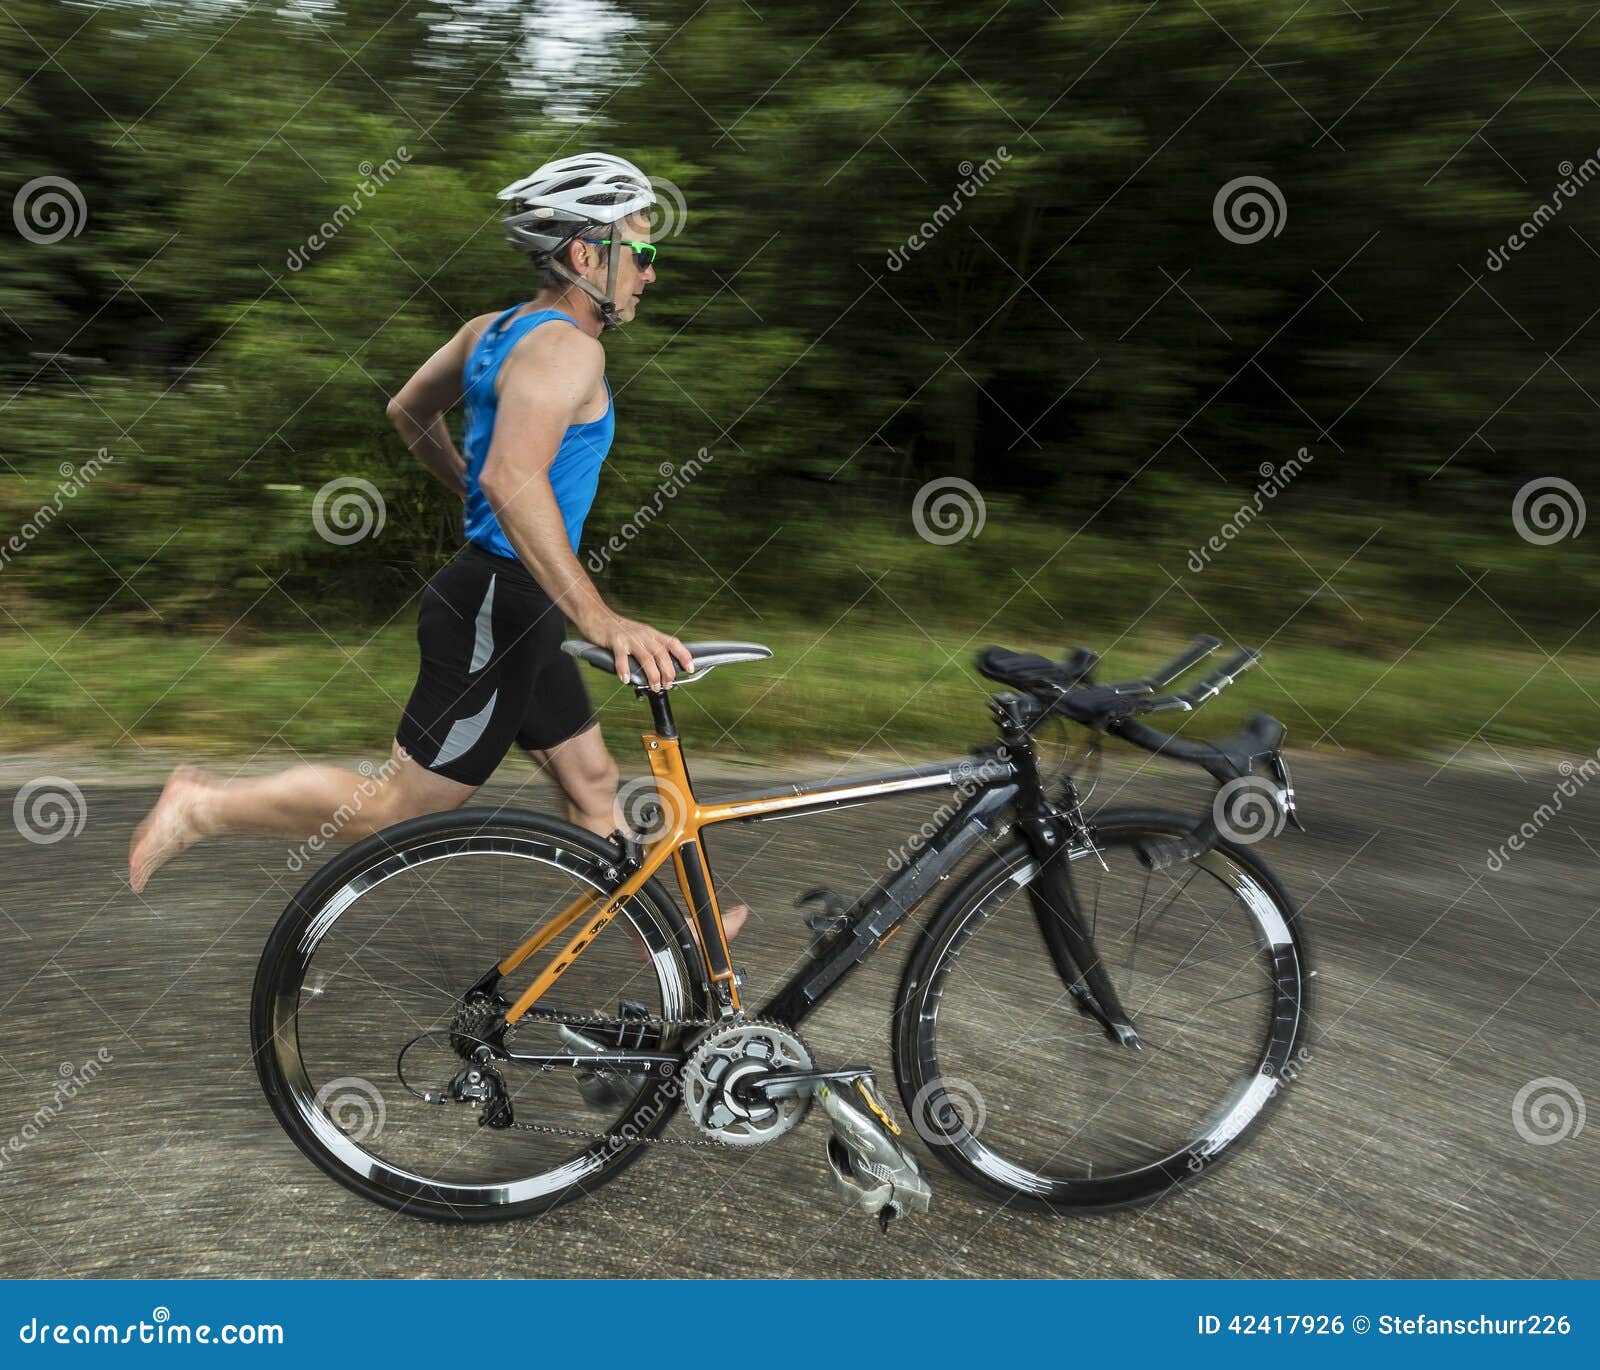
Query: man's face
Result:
<box><xmin>575</xmin><ymin>211</ymin><xmax>656</xmax><ymax>324</ymax></box>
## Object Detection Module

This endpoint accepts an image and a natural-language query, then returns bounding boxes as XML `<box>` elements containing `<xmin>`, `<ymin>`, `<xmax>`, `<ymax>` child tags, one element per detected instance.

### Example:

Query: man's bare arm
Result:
<box><xmin>478</xmin><ymin>326</ymin><xmax>693</xmax><ymax>689</ymax></box>
<box><xmin>387</xmin><ymin>325</ymin><xmax>476</xmax><ymax>499</ymax></box>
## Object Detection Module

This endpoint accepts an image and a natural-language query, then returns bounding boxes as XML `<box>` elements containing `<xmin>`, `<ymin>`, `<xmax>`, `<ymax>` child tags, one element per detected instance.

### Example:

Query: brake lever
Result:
<box><xmin>1131</xmin><ymin>693</ymin><xmax>1193</xmax><ymax>716</ymax></box>
<box><xmin>1269</xmin><ymin>750</ymin><xmax>1306</xmax><ymax>832</ymax></box>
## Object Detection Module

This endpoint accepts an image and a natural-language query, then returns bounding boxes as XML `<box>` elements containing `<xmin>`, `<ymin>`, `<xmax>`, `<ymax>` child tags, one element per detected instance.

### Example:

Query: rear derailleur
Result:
<box><xmin>445</xmin><ymin>1061</ymin><xmax>515</xmax><ymax>1130</ymax></box>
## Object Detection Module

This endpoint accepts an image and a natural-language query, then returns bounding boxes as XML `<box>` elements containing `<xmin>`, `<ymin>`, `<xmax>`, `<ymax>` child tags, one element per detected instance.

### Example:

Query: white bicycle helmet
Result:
<box><xmin>498</xmin><ymin>152</ymin><xmax>657</xmax><ymax>326</ymax></box>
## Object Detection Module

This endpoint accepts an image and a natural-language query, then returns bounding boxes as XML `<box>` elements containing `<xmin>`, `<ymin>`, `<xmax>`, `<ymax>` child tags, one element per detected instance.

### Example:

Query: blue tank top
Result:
<box><xmin>461</xmin><ymin>305</ymin><xmax>614</xmax><ymax>558</ymax></box>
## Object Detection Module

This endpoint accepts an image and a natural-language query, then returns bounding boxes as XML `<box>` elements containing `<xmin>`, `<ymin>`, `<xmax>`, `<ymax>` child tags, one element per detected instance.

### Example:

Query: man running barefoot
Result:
<box><xmin>129</xmin><ymin>153</ymin><xmax>750</xmax><ymax>938</ymax></box>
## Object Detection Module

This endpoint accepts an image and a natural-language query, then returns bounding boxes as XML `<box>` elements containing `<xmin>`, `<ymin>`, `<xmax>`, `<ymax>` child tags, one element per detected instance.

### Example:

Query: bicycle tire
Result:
<box><xmin>251</xmin><ymin>807</ymin><xmax>707</xmax><ymax>1223</ymax></box>
<box><xmin>892</xmin><ymin>806</ymin><xmax>1312</xmax><ymax>1213</ymax></box>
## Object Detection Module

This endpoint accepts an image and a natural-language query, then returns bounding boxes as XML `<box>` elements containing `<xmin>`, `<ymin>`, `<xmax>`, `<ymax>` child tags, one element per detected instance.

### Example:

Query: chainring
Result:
<box><xmin>682</xmin><ymin>1020</ymin><xmax>814</xmax><ymax>1148</ymax></box>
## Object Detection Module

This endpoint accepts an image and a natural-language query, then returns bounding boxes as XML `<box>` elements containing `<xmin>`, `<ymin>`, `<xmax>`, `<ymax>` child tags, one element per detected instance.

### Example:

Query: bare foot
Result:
<box><xmin>627</xmin><ymin>901</ymin><xmax>750</xmax><ymax>968</ymax></box>
<box><xmin>128</xmin><ymin>766</ymin><xmax>218</xmax><ymax>893</ymax></box>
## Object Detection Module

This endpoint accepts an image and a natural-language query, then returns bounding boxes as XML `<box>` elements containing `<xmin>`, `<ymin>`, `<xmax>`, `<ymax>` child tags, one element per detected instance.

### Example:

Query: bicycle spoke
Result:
<box><xmin>910</xmin><ymin>825</ymin><xmax>1304</xmax><ymax>1204</ymax></box>
<box><xmin>259</xmin><ymin>817</ymin><xmax>701</xmax><ymax>1218</ymax></box>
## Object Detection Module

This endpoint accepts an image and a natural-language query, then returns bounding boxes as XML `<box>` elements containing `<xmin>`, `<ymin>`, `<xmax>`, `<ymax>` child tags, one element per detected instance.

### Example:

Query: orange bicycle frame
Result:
<box><xmin>497</xmin><ymin>721</ymin><xmax>985</xmax><ymax>1026</ymax></box>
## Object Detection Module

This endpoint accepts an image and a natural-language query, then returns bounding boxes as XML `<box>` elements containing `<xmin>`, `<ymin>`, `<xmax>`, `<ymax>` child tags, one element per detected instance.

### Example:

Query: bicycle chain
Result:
<box><xmin>494</xmin><ymin>1009</ymin><xmax>739</xmax><ymax>1150</ymax></box>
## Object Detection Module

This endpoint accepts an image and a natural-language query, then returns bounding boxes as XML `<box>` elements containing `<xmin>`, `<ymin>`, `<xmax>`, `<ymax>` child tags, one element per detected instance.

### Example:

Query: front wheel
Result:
<box><xmin>893</xmin><ymin>807</ymin><xmax>1311</xmax><ymax>1212</ymax></box>
<box><xmin>252</xmin><ymin>808</ymin><xmax>707</xmax><ymax>1222</ymax></box>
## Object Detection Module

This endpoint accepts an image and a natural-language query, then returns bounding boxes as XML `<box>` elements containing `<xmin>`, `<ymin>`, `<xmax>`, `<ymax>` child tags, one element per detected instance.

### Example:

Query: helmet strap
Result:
<box><xmin>545</xmin><ymin>232</ymin><xmax>626</xmax><ymax>329</ymax></box>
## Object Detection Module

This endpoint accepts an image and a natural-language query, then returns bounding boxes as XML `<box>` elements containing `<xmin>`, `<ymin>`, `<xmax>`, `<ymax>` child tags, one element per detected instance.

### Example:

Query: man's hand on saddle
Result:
<box><xmin>584</xmin><ymin>612</ymin><xmax>695</xmax><ymax>690</ymax></box>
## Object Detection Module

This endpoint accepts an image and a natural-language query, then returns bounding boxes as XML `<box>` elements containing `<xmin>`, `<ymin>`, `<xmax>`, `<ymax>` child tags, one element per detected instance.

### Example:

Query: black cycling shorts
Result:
<box><xmin>396</xmin><ymin>543</ymin><xmax>596</xmax><ymax>786</ymax></box>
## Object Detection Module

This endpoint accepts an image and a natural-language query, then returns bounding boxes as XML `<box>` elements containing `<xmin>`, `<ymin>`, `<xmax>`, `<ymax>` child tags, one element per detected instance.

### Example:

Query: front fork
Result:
<box><xmin>1001</xmin><ymin>711</ymin><xmax>1142</xmax><ymax>1048</ymax></box>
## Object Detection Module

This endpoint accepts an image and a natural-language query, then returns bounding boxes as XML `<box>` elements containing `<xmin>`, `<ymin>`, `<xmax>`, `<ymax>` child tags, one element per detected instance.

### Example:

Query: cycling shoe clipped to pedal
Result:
<box><xmin>818</xmin><ymin>1076</ymin><xmax>931</xmax><ymax>1231</ymax></box>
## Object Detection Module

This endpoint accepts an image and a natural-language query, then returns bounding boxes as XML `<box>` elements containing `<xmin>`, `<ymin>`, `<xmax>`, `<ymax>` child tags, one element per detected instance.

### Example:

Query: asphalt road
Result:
<box><xmin>0</xmin><ymin>749</ymin><xmax>1595</xmax><ymax>1279</ymax></box>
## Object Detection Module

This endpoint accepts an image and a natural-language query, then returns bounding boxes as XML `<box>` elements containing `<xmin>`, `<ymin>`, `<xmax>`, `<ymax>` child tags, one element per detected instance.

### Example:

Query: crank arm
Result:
<box><xmin>745</xmin><ymin>1065</ymin><xmax>876</xmax><ymax>1102</ymax></box>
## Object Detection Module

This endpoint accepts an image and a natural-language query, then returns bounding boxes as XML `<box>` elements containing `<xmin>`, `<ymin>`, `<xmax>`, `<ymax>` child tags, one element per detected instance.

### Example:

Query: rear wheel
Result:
<box><xmin>893</xmin><ymin>807</ymin><xmax>1310</xmax><ymax>1212</ymax></box>
<box><xmin>252</xmin><ymin>809</ymin><xmax>707</xmax><ymax>1222</ymax></box>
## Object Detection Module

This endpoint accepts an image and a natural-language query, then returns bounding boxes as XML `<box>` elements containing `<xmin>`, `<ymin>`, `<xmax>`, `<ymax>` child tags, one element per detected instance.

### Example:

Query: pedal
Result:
<box><xmin>796</xmin><ymin>887</ymin><xmax>852</xmax><ymax>955</ymax></box>
<box><xmin>818</xmin><ymin>1075</ymin><xmax>931</xmax><ymax>1229</ymax></box>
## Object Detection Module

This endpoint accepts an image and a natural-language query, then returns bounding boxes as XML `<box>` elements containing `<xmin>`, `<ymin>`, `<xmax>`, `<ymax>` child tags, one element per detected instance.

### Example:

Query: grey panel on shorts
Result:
<box><xmin>469</xmin><ymin>575</ymin><xmax>497</xmax><ymax>673</ymax></box>
<box><xmin>433</xmin><ymin>689</ymin><xmax>499</xmax><ymax>768</ymax></box>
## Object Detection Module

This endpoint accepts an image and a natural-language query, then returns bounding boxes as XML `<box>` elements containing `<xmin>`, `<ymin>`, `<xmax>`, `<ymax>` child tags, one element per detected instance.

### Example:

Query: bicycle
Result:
<box><xmin>251</xmin><ymin>632</ymin><xmax>1310</xmax><ymax>1225</ymax></box>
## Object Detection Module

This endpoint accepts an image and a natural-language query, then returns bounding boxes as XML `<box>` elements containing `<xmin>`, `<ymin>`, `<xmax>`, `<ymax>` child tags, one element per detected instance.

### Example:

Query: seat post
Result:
<box><xmin>642</xmin><ymin>687</ymin><xmax>678</xmax><ymax>739</ymax></box>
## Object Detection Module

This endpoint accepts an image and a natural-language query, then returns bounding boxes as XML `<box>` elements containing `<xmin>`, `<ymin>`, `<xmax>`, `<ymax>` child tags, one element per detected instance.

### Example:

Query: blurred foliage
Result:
<box><xmin>3</xmin><ymin>619</ymin><xmax>1593</xmax><ymax>762</ymax></box>
<box><xmin>1</xmin><ymin>0</ymin><xmax>1597</xmax><ymax>676</ymax></box>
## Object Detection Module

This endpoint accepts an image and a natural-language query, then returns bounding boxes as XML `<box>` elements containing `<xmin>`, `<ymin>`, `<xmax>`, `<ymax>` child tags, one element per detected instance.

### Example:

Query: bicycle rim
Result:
<box><xmin>897</xmin><ymin>811</ymin><xmax>1309</xmax><ymax>1211</ymax></box>
<box><xmin>254</xmin><ymin>812</ymin><xmax>701</xmax><ymax>1219</ymax></box>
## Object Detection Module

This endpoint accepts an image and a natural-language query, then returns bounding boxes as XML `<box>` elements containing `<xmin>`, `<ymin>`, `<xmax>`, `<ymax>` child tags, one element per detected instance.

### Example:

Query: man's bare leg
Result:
<box><xmin>526</xmin><ymin>723</ymin><xmax>750</xmax><ymax>940</ymax></box>
<box><xmin>128</xmin><ymin>742</ymin><xmax>474</xmax><ymax>892</ymax></box>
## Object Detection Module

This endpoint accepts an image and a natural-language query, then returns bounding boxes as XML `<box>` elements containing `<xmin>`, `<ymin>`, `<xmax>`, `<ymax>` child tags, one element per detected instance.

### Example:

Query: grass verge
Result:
<box><xmin>2</xmin><ymin>618</ymin><xmax>1596</xmax><ymax>766</ymax></box>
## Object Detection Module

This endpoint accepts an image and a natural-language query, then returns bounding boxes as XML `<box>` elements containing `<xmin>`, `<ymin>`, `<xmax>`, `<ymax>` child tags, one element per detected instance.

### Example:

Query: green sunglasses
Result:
<box><xmin>581</xmin><ymin>237</ymin><xmax>658</xmax><ymax>268</ymax></box>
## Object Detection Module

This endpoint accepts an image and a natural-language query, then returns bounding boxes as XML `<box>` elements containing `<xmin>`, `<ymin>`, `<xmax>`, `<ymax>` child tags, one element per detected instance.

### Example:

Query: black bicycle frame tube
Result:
<box><xmin>758</xmin><ymin>775</ymin><xmax>1020</xmax><ymax>1025</ymax></box>
<box><xmin>745</xmin><ymin>714</ymin><xmax>1137</xmax><ymax>1043</ymax></box>
<box><xmin>675</xmin><ymin>837</ymin><xmax>737</xmax><ymax>998</ymax></box>
<box><xmin>712</xmin><ymin>757</ymin><xmax>978</xmax><ymax>822</ymax></box>
<box><xmin>475</xmin><ymin>753</ymin><xmax>1020</xmax><ymax>1069</ymax></box>
<box><xmin>485</xmin><ymin>725</ymin><xmax>1135</xmax><ymax>1068</ymax></box>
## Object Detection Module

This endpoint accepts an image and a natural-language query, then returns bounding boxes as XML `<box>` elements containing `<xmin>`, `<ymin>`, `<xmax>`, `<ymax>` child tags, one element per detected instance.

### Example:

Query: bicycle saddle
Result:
<box><xmin>562</xmin><ymin>639</ymin><xmax>772</xmax><ymax>689</ymax></box>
